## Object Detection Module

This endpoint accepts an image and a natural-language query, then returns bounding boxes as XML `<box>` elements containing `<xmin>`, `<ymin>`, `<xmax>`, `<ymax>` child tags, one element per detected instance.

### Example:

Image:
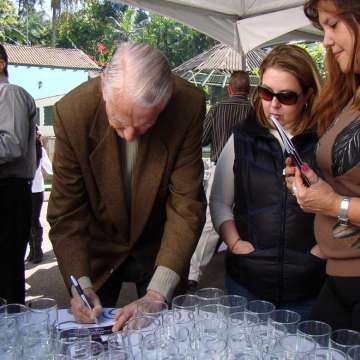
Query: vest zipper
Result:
<box><xmin>279</xmin><ymin>151</ymin><xmax>287</xmax><ymax>306</ymax></box>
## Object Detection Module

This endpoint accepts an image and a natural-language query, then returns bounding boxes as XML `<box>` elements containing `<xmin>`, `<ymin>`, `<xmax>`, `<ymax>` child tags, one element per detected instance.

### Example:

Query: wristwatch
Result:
<box><xmin>338</xmin><ymin>197</ymin><xmax>351</xmax><ymax>225</ymax></box>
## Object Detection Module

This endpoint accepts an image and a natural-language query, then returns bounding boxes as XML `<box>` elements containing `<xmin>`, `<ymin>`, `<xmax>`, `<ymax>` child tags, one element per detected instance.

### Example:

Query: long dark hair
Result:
<box><xmin>304</xmin><ymin>0</ymin><xmax>360</xmax><ymax>135</ymax></box>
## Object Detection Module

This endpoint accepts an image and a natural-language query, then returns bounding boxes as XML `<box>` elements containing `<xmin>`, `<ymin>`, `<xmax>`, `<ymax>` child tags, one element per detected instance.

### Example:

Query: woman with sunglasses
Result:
<box><xmin>284</xmin><ymin>0</ymin><xmax>360</xmax><ymax>331</ymax></box>
<box><xmin>210</xmin><ymin>45</ymin><xmax>325</xmax><ymax>319</ymax></box>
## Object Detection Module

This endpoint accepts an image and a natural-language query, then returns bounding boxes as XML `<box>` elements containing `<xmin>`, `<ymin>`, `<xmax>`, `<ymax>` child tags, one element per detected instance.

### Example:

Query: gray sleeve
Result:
<box><xmin>147</xmin><ymin>266</ymin><xmax>180</xmax><ymax>302</ymax></box>
<box><xmin>0</xmin><ymin>85</ymin><xmax>37</xmax><ymax>165</ymax></box>
<box><xmin>210</xmin><ymin>135</ymin><xmax>235</xmax><ymax>231</ymax></box>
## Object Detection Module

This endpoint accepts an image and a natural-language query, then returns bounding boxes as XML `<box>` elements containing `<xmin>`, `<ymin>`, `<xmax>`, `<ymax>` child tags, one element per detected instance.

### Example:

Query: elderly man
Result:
<box><xmin>47</xmin><ymin>42</ymin><xmax>206</xmax><ymax>329</ymax></box>
<box><xmin>0</xmin><ymin>43</ymin><xmax>37</xmax><ymax>303</ymax></box>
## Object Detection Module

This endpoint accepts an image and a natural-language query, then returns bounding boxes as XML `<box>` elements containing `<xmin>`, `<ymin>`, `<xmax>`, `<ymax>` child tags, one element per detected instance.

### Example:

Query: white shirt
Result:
<box><xmin>31</xmin><ymin>146</ymin><xmax>53</xmax><ymax>193</ymax></box>
<box><xmin>210</xmin><ymin>129</ymin><xmax>293</xmax><ymax>232</ymax></box>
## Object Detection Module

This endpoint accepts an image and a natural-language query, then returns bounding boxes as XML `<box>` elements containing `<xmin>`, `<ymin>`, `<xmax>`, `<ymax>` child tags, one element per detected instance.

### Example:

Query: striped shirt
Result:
<box><xmin>202</xmin><ymin>95</ymin><xmax>251</xmax><ymax>162</ymax></box>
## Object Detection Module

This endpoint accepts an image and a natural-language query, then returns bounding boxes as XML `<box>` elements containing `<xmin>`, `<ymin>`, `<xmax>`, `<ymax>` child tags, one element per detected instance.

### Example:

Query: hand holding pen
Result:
<box><xmin>70</xmin><ymin>275</ymin><xmax>102</xmax><ymax>324</ymax></box>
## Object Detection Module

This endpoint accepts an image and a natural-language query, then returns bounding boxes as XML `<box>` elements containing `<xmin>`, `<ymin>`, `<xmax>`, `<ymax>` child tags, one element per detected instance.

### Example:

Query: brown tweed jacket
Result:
<box><xmin>47</xmin><ymin>76</ymin><xmax>206</xmax><ymax>291</ymax></box>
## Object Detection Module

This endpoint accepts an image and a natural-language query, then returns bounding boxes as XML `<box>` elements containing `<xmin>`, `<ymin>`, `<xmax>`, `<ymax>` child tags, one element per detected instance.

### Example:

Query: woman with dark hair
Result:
<box><xmin>210</xmin><ymin>44</ymin><xmax>325</xmax><ymax>320</ymax></box>
<box><xmin>285</xmin><ymin>0</ymin><xmax>360</xmax><ymax>330</ymax></box>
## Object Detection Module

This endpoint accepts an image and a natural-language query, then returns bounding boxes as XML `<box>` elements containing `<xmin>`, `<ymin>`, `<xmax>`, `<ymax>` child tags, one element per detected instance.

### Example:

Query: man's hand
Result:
<box><xmin>71</xmin><ymin>287</ymin><xmax>102</xmax><ymax>324</ymax></box>
<box><xmin>112</xmin><ymin>290</ymin><xmax>165</xmax><ymax>332</ymax></box>
<box><xmin>231</xmin><ymin>240</ymin><xmax>255</xmax><ymax>255</ymax></box>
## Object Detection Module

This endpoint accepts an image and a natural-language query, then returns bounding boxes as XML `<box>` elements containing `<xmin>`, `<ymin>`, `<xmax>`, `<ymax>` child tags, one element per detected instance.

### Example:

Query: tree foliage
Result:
<box><xmin>0</xmin><ymin>0</ymin><xmax>18</xmax><ymax>43</ymax></box>
<box><xmin>138</xmin><ymin>13</ymin><xmax>216</xmax><ymax>68</ymax></box>
<box><xmin>1</xmin><ymin>0</ymin><xmax>325</xmax><ymax>80</ymax></box>
<box><xmin>299</xmin><ymin>42</ymin><xmax>326</xmax><ymax>78</ymax></box>
<box><xmin>0</xmin><ymin>0</ymin><xmax>50</xmax><ymax>45</ymax></box>
<box><xmin>55</xmin><ymin>2</ymin><xmax>215</xmax><ymax>67</ymax></box>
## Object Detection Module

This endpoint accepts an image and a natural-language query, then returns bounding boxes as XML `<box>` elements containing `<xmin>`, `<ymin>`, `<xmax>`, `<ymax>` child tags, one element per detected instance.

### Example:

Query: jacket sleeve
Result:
<box><xmin>47</xmin><ymin>104</ymin><xmax>92</xmax><ymax>289</ymax></box>
<box><xmin>155</xmin><ymin>94</ymin><xmax>207</xmax><ymax>277</ymax></box>
<box><xmin>0</xmin><ymin>85</ymin><xmax>36</xmax><ymax>165</ymax></box>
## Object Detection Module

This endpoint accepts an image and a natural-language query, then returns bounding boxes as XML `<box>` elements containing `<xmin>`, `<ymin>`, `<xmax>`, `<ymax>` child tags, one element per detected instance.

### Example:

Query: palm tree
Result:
<box><xmin>50</xmin><ymin>0</ymin><xmax>79</xmax><ymax>47</ymax></box>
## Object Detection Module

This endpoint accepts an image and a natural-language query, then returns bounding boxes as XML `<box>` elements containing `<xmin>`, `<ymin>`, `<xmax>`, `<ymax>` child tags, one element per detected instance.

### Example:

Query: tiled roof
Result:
<box><xmin>3</xmin><ymin>44</ymin><xmax>100</xmax><ymax>71</ymax></box>
<box><xmin>173</xmin><ymin>43</ymin><xmax>267</xmax><ymax>87</ymax></box>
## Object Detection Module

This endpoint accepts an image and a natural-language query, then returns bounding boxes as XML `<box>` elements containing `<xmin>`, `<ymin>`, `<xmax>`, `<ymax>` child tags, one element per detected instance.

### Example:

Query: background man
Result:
<box><xmin>47</xmin><ymin>42</ymin><xmax>206</xmax><ymax>329</ymax></box>
<box><xmin>0</xmin><ymin>43</ymin><xmax>37</xmax><ymax>303</ymax></box>
<box><xmin>188</xmin><ymin>70</ymin><xmax>251</xmax><ymax>290</ymax></box>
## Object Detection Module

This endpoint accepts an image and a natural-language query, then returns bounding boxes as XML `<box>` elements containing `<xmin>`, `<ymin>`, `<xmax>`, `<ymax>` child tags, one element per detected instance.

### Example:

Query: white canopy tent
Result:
<box><xmin>113</xmin><ymin>0</ymin><xmax>322</xmax><ymax>59</ymax></box>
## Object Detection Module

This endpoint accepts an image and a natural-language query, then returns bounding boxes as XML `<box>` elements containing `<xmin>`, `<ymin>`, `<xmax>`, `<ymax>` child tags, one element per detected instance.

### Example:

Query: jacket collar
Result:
<box><xmin>236</xmin><ymin>111</ymin><xmax>271</xmax><ymax>138</ymax></box>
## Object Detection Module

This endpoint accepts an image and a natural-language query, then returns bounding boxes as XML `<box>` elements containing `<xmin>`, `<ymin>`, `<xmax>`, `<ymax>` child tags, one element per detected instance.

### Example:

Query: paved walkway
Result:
<box><xmin>25</xmin><ymin>198</ymin><xmax>225</xmax><ymax>308</ymax></box>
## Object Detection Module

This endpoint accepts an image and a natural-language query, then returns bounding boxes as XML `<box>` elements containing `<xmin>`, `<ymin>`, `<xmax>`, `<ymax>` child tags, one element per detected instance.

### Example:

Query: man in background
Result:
<box><xmin>188</xmin><ymin>70</ymin><xmax>251</xmax><ymax>290</ymax></box>
<box><xmin>47</xmin><ymin>42</ymin><xmax>206</xmax><ymax>329</ymax></box>
<box><xmin>0</xmin><ymin>43</ymin><xmax>37</xmax><ymax>303</ymax></box>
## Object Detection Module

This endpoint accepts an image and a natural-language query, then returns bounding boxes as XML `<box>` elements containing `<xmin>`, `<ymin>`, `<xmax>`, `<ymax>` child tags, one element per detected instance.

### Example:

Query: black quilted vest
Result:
<box><xmin>227</xmin><ymin>113</ymin><xmax>325</xmax><ymax>305</ymax></box>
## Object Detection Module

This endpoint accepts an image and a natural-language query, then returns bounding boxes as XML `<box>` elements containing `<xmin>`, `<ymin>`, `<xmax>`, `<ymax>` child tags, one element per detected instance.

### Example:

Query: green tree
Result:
<box><xmin>137</xmin><ymin>12</ymin><xmax>216</xmax><ymax>67</ymax></box>
<box><xmin>299</xmin><ymin>42</ymin><xmax>326</xmax><ymax>78</ymax></box>
<box><xmin>0</xmin><ymin>0</ymin><xmax>19</xmax><ymax>42</ymax></box>
<box><xmin>18</xmin><ymin>8</ymin><xmax>51</xmax><ymax>45</ymax></box>
<box><xmin>56</xmin><ymin>0</ymin><xmax>129</xmax><ymax>64</ymax></box>
<box><xmin>55</xmin><ymin>2</ymin><xmax>215</xmax><ymax>67</ymax></box>
<box><xmin>51</xmin><ymin>0</ymin><xmax>82</xmax><ymax>47</ymax></box>
<box><xmin>0</xmin><ymin>0</ymin><xmax>50</xmax><ymax>45</ymax></box>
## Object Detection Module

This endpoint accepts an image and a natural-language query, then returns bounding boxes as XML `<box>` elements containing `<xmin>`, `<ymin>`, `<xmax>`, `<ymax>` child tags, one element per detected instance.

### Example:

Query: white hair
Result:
<box><xmin>102</xmin><ymin>42</ymin><xmax>174</xmax><ymax>108</ymax></box>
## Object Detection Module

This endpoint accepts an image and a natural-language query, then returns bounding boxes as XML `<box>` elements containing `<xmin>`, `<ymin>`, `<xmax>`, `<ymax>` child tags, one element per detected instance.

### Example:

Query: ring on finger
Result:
<box><xmin>292</xmin><ymin>185</ymin><xmax>297</xmax><ymax>195</ymax></box>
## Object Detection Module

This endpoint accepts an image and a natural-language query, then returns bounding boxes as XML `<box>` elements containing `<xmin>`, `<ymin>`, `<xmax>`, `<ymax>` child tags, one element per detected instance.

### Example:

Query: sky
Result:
<box><xmin>11</xmin><ymin>0</ymin><xmax>52</xmax><ymax>16</ymax></box>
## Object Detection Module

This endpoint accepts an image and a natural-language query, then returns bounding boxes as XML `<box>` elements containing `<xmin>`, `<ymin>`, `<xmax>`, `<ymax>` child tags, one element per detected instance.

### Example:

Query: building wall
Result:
<box><xmin>8</xmin><ymin>64</ymin><xmax>89</xmax><ymax>100</ymax></box>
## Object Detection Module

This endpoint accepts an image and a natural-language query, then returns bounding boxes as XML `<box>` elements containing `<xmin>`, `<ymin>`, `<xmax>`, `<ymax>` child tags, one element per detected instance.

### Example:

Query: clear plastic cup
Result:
<box><xmin>331</xmin><ymin>330</ymin><xmax>360</xmax><ymax>354</ymax></box>
<box><xmin>269</xmin><ymin>309</ymin><xmax>301</xmax><ymax>334</ymax></box>
<box><xmin>246</xmin><ymin>300</ymin><xmax>275</xmax><ymax>324</ymax></box>
<box><xmin>297</xmin><ymin>320</ymin><xmax>332</xmax><ymax>348</ymax></box>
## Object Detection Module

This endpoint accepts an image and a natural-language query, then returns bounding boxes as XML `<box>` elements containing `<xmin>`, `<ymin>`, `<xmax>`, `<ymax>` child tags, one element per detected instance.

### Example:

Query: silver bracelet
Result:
<box><xmin>338</xmin><ymin>197</ymin><xmax>351</xmax><ymax>225</ymax></box>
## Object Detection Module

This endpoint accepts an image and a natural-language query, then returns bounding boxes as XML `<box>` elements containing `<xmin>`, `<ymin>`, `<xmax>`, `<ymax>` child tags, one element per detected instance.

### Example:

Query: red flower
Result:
<box><xmin>96</xmin><ymin>42</ymin><xmax>109</xmax><ymax>55</ymax></box>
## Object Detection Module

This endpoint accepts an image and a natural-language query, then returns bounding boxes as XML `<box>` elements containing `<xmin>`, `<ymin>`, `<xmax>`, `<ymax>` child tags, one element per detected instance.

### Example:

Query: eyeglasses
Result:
<box><xmin>258</xmin><ymin>85</ymin><xmax>301</xmax><ymax>105</ymax></box>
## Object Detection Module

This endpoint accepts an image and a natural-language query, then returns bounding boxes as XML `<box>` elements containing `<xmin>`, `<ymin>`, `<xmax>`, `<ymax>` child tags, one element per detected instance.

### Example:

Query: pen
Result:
<box><xmin>70</xmin><ymin>275</ymin><xmax>97</xmax><ymax>323</ymax></box>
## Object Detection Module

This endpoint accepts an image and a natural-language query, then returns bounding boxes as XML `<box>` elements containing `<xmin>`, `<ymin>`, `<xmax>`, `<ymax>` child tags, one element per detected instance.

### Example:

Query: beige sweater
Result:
<box><xmin>315</xmin><ymin>104</ymin><xmax>360</xmax><ymax>276</ymax></box>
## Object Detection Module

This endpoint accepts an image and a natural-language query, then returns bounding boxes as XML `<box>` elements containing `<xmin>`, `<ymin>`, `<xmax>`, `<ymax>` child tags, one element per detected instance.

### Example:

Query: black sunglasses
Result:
<box><xmin>258</xmin><ymin>85</ymin><xmax>301</xmax><ymax>106</ymax></box>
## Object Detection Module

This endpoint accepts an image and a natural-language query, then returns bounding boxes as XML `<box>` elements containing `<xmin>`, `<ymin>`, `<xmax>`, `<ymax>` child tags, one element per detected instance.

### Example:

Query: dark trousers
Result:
<box><xmin>0</xmin><ymin>180</ymin><xmax>32</xmax><ymax>304</ymax></box>
<box><xmin>96</xmin><ymin>256</ymin><xmax>153</xmax><ymax>307</ymax></box>
<box><xmin>31</xmin><ymin>192</ymin><xmax>44</xmax><ymax>230</ymax></box>
<box><xmin>225</xmin><ymin>274</ymin><xmax>315</xmax><ymax>320</ymax></box>
<box><xmin>310</xmin><ymin>276</ymin><xmax>360</xmax><ymax>331</ymax></box>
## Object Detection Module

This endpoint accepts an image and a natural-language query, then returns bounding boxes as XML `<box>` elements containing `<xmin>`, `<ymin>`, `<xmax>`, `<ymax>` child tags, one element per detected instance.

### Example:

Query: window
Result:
<box><xmin>44</xmin><ymin>106</ymin><xmax>54</xmax><ymax>126</ymax></box>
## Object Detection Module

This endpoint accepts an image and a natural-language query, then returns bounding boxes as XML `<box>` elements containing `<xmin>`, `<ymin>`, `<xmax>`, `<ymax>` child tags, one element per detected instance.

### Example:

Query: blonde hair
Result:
<box><xmin>253</xmin><ymin>44</ymin><xmax>322</xmax><ymax>136</ymax></box>
<box><xmin>102</xmin><ymin>42</ymin><xmax>174</xmax><ymax>108</ymax></box>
